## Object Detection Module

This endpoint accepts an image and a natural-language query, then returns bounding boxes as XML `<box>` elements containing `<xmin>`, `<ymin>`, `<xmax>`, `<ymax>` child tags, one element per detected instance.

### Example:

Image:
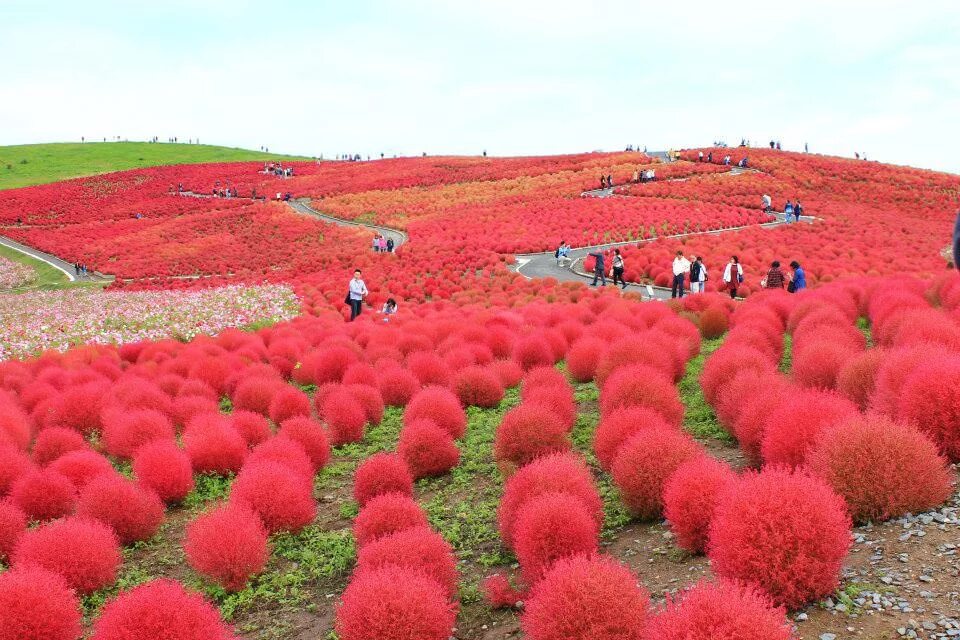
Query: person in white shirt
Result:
<box><xmin>671</xmin><ymin>251</ymin><xmax>691</xmax><ymax>298</ymax></box>
<box><xmin>761</xmin><ymin>194</ymin><xmax>772</xmax><ymax>212</ymax></box>
<box><xmin>722</xmin><ymin>255</ymin><xmax>744</xmax><ymax>299</ymax></box>
<box><xmin>690</xmin><ymin>256</ymin><xmax>707</xmax><ymax>293</ymax></box>
<box><xmin>347</xmin><ymin>269</ymin><xmax>368</xmax><ymax>321</ymax></box>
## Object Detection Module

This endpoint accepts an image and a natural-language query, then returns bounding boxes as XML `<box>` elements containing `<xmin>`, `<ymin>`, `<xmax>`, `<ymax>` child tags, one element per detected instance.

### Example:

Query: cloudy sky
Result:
<box><xmin>2</xmin><ymin>0</ymin><xmax>958</xmax><ymax>173</ymax></box>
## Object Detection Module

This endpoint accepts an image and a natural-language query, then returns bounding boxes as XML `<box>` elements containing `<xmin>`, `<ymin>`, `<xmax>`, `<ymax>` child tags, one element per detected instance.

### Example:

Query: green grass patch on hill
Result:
<box><xmin>0</xmin><ymin>242</ymin><xmax>106</xmax><ymax>293</ymax></box>
<box><xmin>0</xmin><ymin>142</ymin><xmax>312</xmax><ymax>190</ymax></box>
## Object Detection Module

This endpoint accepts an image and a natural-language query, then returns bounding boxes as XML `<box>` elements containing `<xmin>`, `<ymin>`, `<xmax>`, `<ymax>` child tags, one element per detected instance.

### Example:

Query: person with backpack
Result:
<box><xmin>346</xmin><ymin>269</ymin><xmax>368</xmax><ymax>321</ymax></box>
<box><xmin>612</xmin><ymin>249</ymin><xmax>627</xmax><ymax>289</ymax></box>
<box><xmin>556</xmin><ymin>241</ymin><xmax>565</xmax><ymax>265</ymax></box>
<box><xmin>722</xmin><ymin>256</ymin><xmax>743</xmax><ymax>299</ymax></box>
<box><xmin>588</xmin><ymin>250</ymin><xmax>607</xmax><ymax>286</ymax></box>
<box><xmin>671</xmin><ymin>251</ymin><xmax>691</xmax><ymax>298</ymax></box>
<box><xmin>690</xmin><ymin>256</ymin><xmax>707</xmax><ymax>293</ymax></box>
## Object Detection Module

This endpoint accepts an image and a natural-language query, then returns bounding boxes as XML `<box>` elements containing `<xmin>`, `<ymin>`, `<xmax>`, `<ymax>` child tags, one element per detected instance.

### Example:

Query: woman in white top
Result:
<box><xmin>722</xmin><ymin>256</ymin><xmax>744</xmax><ymax>300</ymax></box>
<box><xmin>347</xmin><ymin>269</ymin><xmax>368</xmax><ymax>321</ymax></box>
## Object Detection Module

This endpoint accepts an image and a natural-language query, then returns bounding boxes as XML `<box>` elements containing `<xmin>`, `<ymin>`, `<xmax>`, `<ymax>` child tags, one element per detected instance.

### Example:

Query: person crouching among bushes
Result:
<box><xmin>788</xmin><ymin>261</ymin><xmax>806</xmax><ymax>293</ymax></box>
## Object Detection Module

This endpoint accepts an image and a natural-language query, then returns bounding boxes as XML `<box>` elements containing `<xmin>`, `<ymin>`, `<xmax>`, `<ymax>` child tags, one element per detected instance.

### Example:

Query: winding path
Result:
<box><xmin>0</xmin><ymin>234</ymin><xmax>113</xmax><ymax>284</ymax></box>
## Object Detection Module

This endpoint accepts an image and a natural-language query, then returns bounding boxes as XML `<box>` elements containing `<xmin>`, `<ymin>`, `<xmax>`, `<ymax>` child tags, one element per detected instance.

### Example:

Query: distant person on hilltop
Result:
<box><xmin>762</xmin><ymin>261</ymin><xmax>786</xmax><ymax>289</ymax></box>
<box><xmin>671</xmin><ymin>251</ymin><xmax>691</xmax><ymax>298</ymax></box>
<box><xmin>589</xmin><ymin>250</ymin><xmax>607</xmax><ymax>286</ymax></box>
<box><xmin>722</xmin><ymin>256</ymin><xmax>743</xmax><ymax>299</ymax></box>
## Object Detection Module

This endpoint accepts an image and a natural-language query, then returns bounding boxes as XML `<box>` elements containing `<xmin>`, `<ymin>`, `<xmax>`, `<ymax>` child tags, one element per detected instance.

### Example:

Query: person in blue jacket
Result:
<box><xmin>953</xmin><ymin>210</ymin><xmax>960</xmax><ymax>269</ymax></box>
<box><xmin>789</xmin><ymin>261</ymin><xmax>807</xmax><ymax>292</ymax></box>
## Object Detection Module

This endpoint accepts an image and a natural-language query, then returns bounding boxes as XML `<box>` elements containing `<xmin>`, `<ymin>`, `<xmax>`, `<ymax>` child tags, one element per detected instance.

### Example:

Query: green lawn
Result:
<box><xmin>0</xmin><ymin>142</ymin><xmax>312</xmax><ymax>190</ymax></box>
<box><xmin>0</xmin><ymin>243</ymin><xmax>106</xmax><ymax>293</ymax></box>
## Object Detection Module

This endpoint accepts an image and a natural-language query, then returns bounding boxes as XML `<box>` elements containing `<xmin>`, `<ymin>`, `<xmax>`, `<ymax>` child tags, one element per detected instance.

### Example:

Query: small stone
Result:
<box><xmin>920</xmin><ymin>575</ymin><xmax>934</xmax><ymax>583</ymax></box>
<box><xmin>924</xmin><ymin>622</ymin><xmax>939</xmax><ymax>631</ymax></box>
<box><xmin>795</xmin><ymin>613</ymin><xmax>809</xmax><ymax>621</ymax></box>
<box><xmin>820</xmin><ymin>634</ymin><xmax>837</xmax><ymax>640</ymax></box>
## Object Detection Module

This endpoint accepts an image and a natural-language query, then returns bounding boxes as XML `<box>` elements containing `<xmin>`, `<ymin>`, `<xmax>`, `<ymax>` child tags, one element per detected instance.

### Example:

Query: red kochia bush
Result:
<box><xmin>599</xmin><ymin>364</ymin><xmax>684</xmax><ymax>426</ymax></box>
<box><xmin>353</xmin><ymin>492</ymin><xmax>429</xmax><ymax>547</ymax></box>
<box><xmin>521</xmin><ymin>554</ymin><xmax>650</xmax><ymax>640</ymax></box>
<box><xmin>0</xmin><ymin>444</ymin><xmax>34</xmax><ymax>495</ymax></box>
<box><xmin>321</xmin><ymin>386</ymin><xmax>368</xmax><ymax>446</ymax></box>
<box><xmin>404</xmin><ymin>386</ymin><xmax>467</xmax><ymax>439</ymax></box>
<box><xmin>102</xmin><ymin>409</ymin><xmax>175</xmax><ymax>459</ymax></box>
<box><xmin>731</xmin><ymin>392</ymin><xmax>788</xmax><ymax>465</ymax></box>
<box><xmin>377</xmin><ymin>366</ymin><xmax>420</xmax><ymax>406</ymax></box>
<box><xmin>523</xmin><ymin>385</ymin><xmax>577</xmax><ymax>430</ymax></box>
<box><xmin>353</xmin><ymin>453</ymin><xmax>414</xmax><ymax>506</ymax></box>
<box><xmin>0</xmin><ymin>566</ymin><xmax>82</xmax><ymax>640</ymax></box>
<box><xmin>13</xmin><ymin>516</ymin><xmax>121</xmax><ymax>594</ymax></box>
<box><xmin>698</xmin><ymin>306</ymin><xmax>731</xmax><ymax>339</ymax></box>
<box><xmin>896</xmin><ymin>356</ymin><xmax>960</xmax><ymax>460</ymax></box>
<box><xmin>231</xmin><ymin>376</ymin><xmax>283</xmax><ymax>416</ymax></box>
<box><xmin>565</xmin><ymin>336</ymin><xmax>606</xmax><ymax>383</ymax></box>
<box><xmin>513</xmin><ymin>334</ymin><xmax>556</xmax><ymax>370</ymax></box>
<box><xmin>267</xmin><ymin>386</ymin><xmax>312</xmax><ymax>425</ymax></box>
<box><xmin>482</xmin><ymin>573</ymin><xmax>523</xmax><ymax>609</ymax></box>
<box><xmin>760</xmin><ymin>390</ymin><xmax>858</xmax><ymax>469</ymax></box>
<box><xmin>700</xmin><ymin>346</ymin><xmax>776</xmax><ymax>405</ymax></box>
<box><xmin>490</xmin><ymin>359</ymin><xmax>523</xmax><ymax>388</ymax></box>
<box><xmin>511</xmin><ymin>492</ymin><xmax>600</xmax><ymax>584</ymax></box>
<box><xmin>247</xmin><ymin>436</ymin><xmax>314</xmax><ymax>483</ymax></box>
<box><xmin>610</xmin><ymin>427</ymin><xmax>704</xmax><ymax>520</ymax></box>
<box><xmin>77</xmin><ymin>474</ymin><xmax>165</xmax><ymax>544</ymax></box>
<box><xmin>277</xmin><ymin>417</ymin><xmax>330</xmax><ymax>471</ymax></box>
<box><xmin>708</xmin><ymin>468</ymin><xmax>851</xmax><ymax>609</ymax></box>
<box><xmin>0</xmin><ymin>498</ymin><xmax>27</xmax><ymax>561</ymax></box>
<box><xmin>91</xmin><ymin>579</ymin><xmax>238</xmax><ymax>640</ymax></box>
<box><xmin>132</xmin><ymin>440</ymin><xmax>195</xmax><ymax>503</ymax></box>
<box><xmin>643</xmin><ymin>579</ymin><xmax>792</xmax><ymax>640</ymax></box>
<box><xmin>334</xmin><ymin>566</ymin><xmax>456</xmax><ymax>640</ymax></box>
<box><xmin>229</xmin><ymin>410</ymin><xmax>273</xmax><ymax>446</ymax></box>
<box><xmin>398</xmin><ymin>419</ymin><xmax>461</xmax><ymax>478</ymax></box>
<box><xmin>31</xmin><ymin>427</ymin><xmax>89</xmax><ymax>466</ymax></box>
<box><xmin>184</xmin><ymin>502</ymin><xmax>269</xmax><ymax>592</ymax></box>
<box><xmin>454</xmin><ymin>366</ymin><xmax>505</xmax><ymax>408</ymax></box>
<box><xmin>230</xmin><ymin>461</ymin><xmax>316</xmax><ymax>533</ymax></box>
<box><xmin>184</xmin><ymin>414</ymin><xmax>247</xmax><ymax>474</ymax></box>
<box><xmin>493</xmin><ymin>403</ymin><xmax>569</xmax><ymax>472</ymax></box>
<box><xmin>663</xmin><ymin>457</ymin><xmax>737</xmax><ymax>554</ymax></box>
<box><xmin>593</xmin><ymin>406</ymin><xmax>674</xmax><ymax>471</ymax></box>
<box><xmin>355</xmin><ymin>526</ymin><xmax>458</xmax><ymax>597</ymax></box>
<box><xmin>791</xmin><ymin>341</ymin><xmax>858</xmax><ymax>390</ymax></box>
<box><xmin>497</xmin><ymin>452</ymin><xmax>603</xmax><ymax>549</ymax></box>
<box><xmin>836</xmin><ymin>348</ymin><xmax>885</xmax><ymax>410</ymax></box>
<box><xmin>807</xmin><ymin>415</ymin><xmax>953</xmax><ymax>522</ymax></box>
<box><xmin>10</xmin><ymin>468</ymin><xmax>77</xmax><ymax>521</ymax></box>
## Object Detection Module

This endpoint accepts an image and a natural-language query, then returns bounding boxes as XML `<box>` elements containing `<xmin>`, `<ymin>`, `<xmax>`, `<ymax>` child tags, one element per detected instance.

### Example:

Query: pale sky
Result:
<box><xmin>2</xmin><ymin>0</ymin><xmax>958</xmax><ymax>173</ymax></box>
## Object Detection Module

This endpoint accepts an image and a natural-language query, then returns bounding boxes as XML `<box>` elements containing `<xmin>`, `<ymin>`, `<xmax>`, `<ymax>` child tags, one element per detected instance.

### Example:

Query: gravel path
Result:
<box><xmin>0</xmin><ymin>234</ymin><xmax>112</xmax><ymax>283</ymax></box>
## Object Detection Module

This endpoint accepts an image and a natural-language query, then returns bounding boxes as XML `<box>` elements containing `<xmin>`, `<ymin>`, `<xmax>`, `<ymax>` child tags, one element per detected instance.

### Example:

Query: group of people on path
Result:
<box><xmin>372</xmin><ymin>234</ymin><xmax>395</xmax><ymax>253</ymax></box>
<box><xmin>587</xmin><ymin>248</ymin><xmax>628</xmax><ymax>289</ymax></box>
<box><xmin>345</xmin><ymin>269</ymin><xmax>397</xmax><ymax>322</ymax></box>
<box><xmin>263</xmin><ymin>163</ymin><xmax>295</xmax><ymax>178</ymax></box>
<box><xmin>761</xmin><ymin>195</ymin><xmax>804</xmax><ymax>222</ymax></box>
<box><xmin>73</xmin><ymin>262</ymin><xmax>91</xmax><ymax>278</ymax></box>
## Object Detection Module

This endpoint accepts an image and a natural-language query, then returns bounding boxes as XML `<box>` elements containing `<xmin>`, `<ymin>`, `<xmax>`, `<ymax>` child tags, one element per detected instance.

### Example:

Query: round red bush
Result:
<box><xmin>377</xmin><ymin>366</ymin><xmax>421</xmax><ymax>406</ymax></box>
<box><xmin>869</xmin><ymin>344</ymin><xmax>940</xmax><ymax>416</ymax></box>
<box><xmin>807</xmin><ymin>414</ymin><xmax>953</xmax><ymax>522</ymax></box>
<box><xmin>497</xmin><ymin>452</ymin><xmax>602</xmax><ymax>549</ymax></box>
<box><xmin>131</xmin><ymin>440</ymin><xmax>195</xmax><ymax>503</ymax></box>
<box><xmin>296</xmin><ymin>346</ymin><xmax>357</xmax><ymax>386</ymax></box>
<box><xmin>836</xmin><ymin>348</ymin><xmax>885</xmax><ymax>410</ymax></box>
<box><xmin>353</xmin><ymin>453</ymin><xmax>414</xmax><ymax>506</ymax></box>
<box><xmin>454</xmin><ymin>366</ymin><xmax>505</xmax><ymax>408</ymax></box>
<box><xmin>663</xmin><ymin>457</ymin><xmax>737</xmax><ymax>554</ymax></box>
<box><xmin>404</xmin><ymin>386</ymin><xmax>467</xmax><ymax>439</ymax></box>
<box><xmin>334</xmin><ymin>565</ymin><xmax>456</xmax><ymax>640</ymax></box>
<box><xmin>896</xmin><ymin>356</ymin><xmax>960</xmax><ymax>460</ymax></box>
<box><xmin>0</xmin><ymin>397</ymin><xmax>33</xmax><ymax>450</ymax></box>
<box><xmin>247</xmin><ymin>436</ymin><xmax>314</xmax><ymax>483</ymax></box>
<box><xmin>31</xmin><ymin>427</ymin><xmax>89</xmax><ymax>467</ymax></box>
<box><xmin>230</xmin><ymin>461</ymin><xmax>316</xmax><ymax>533</ymax></box>
<box><xmin>792</xmin><ymin>341</ymin><xmax>859</xmax><ymax>390</ymax></box>
<box><xmin>355</xmin><ymin>526</ymin><xmax>458</xmax><ymax>597</ymax></box>
<box><xmin>344</xmin><ymin>384</ymin><xmax>384</xmax><ymax>425</ymax></box>
<box><xmin>523</xmin><ymin>385</ymin><xmax>577</xmax><ymax>430</ymax></box>
<box><xmin>0</xmin><ymin>443</ymin><xmax>34</xmax><ymax>496</ymax></box>
<box><xmin>698</xmin><ymin>306</ymin><xmax>731</xmax><ymax>339</ymax></box>
<box><xmin>643</xmin><ymin>579</ymin><xmax>792</xmax><ymax>640</ymax></box>
<box><xmin>77</xmin><ymin>474</ymin><xmax>165</xmax><ymax>545</ymax></box>
<box><xmin>521</xmin><ymin>366</ymin><xmax>569</xmax><ymax>394</ymax></box>
<box><xmin>595</xmin><ymin>336</ymin><xmax>680</xmax><ymax>386</ymax></box>
<box><xmin>277</xmin><ymin>417</ymin><xmax>330</xmax><ymax>472</ymax></box>
<box><xmin>267</xmin><ymin>386</ymin><xmax>312</xmax><ymax>425</ymax></box>
<box><xmin>708</xmin><ymin>467</ymin><xmax>851</xmax><ymax>609</ymax></box>
<box><xmin>493</xmin><ymin>403</ymin><xmax>569</xmax><ymax>472</ymax></box>
<box><xmin>760</xmin><ymin>390</ymin><xmax>858</xmax><ymax>469</ymax></box>
<box><xmin>490</xmin><ymin>359</ymin><xmax>523</xmax><ymax>388</ymax></box>
<box><xmin>610</xmin><ymin>427</ymin><xmax>704</xmax><ymax>520</ymax></box>
<box><xmin>0</xmin><ymin>498</ymin><xmax>27</xmax><ymax>561</ymax></box>
<box><xmin>102</xmin><ymin>409</ymin><xmax>175</xmax><ymax>459</ymax></box>
<box><xmin>593</xmin><ymin>406</ymin><xmax>674</xmax><ymax>472</ymax></box>
<box><xmin>0</xmin><ymin>566</ymin><xmax>82</xmax><ymax>640</ymax></box>
<box><xmin>565</xmin><ymin>337</ymin><xmax>606</xmax><ymax>383</ymax></box>
<box><xmin>231</xmin><ymin>376</ymin><xmax>283</xmax><ymax>416</ymax></box>
<box><xmin>511</xmin><ymin>492</ymin><xmax>600</xmax><ymax>584</ymax></box>
<box><xmin>701</xmin><ymin>346</ymin><xmax>776</xmax><ymax>406</ymax></box>
<box><xmin>10</xmin><ymin>468</ymin><xmax>77</xmax><ymax>522</ymax></box>
<box><xmin>731</xmin><ymin>392</ymin><xmax>788</xmax><ymax>465</ymax></box>
<box><xmin>91</xmin><ymin>578</ymin><xmax>238</xmax><ymax>640</ymax></box>
<box><xmin>321</xmin><ymin>387</ymin><xmax>368</xmax><ymax>446</ymax></box>
<box><xmin>228</xmin><ymin>410</ymin><xmax>273</xmax><ymax>446</ymax></box>
<box><xmin>406</xmin><ymin>351</ymin><xmax>452</xmax><ymax>387</ymax></box>
<box><xmin>184</xmin><ymin>502</ymin><xmax>269</xmax><ymax>592</ymax></box>
<box><xmin>13</xmin><ymin>516</ymin><xmax>121</xmax><ymax>594</ymax></box>
<box><xmin>513</xmin><ymin>334</ymin><xmax>556</xmax><ymax>371</ymax></box>
<box><xmin>183</xmin><ymin>414</ymin><xmax>247</xmax><ymax>474</ymax></box>
<box><xmin>482</xmin><ymin>573</ymin><xmax>523</xmax><ymax>609</ymax></box>
<box><xmin>521</xmin><ymin>554</ymin><xmax>650</xmax><ymax>640</ymax></box>
<box><xmin>398</xmin><ymin>419</ymin><xmax>461</xmax><ymax>479</ymax></box>
<box><xmin>353</xmin><ymin>492</ymin><xmax>429</xmax><ymax>547</ymax></box>
<box><xmin>599</xmin><ymin>364</ymin><xmax>684</xmax><ymax>426</ymax></box>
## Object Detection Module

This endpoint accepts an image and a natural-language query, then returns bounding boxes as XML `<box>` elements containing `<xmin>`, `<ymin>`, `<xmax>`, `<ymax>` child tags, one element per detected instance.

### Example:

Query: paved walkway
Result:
<box><xmin>0</xmin><ymin>234</ymin><xmax>112</xmax><ymax>283</ymax></box>
<box><xmin>288</xmin><ymin>199</ymin><xmax>408</xmax><ymax>248</ymax></box>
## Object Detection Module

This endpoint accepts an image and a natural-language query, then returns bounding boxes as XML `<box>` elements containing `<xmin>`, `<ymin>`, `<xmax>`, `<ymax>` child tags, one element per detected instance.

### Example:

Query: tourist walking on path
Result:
<box><xmin>789</xmin><ymin>261</ymin><xmax>806</xmax><ymax>292</ymax></box>
<box><xmin>690</xmin><ymin>256</ymin><xmax>707</xmax><ymax>293</ymax></box>
<box><xmin>589</xmin><ymin>250</ymin><xmax>607</xmax><ymax>286</ymax></box>
<box><xmin>671</xmin><ymin>251</ymin><xmax>690</xmax><ymax>298</ymax></box>
<box><xmin>722</xmin><ymin>256</ymin><xmax>743</xmax><ymax>299</ymax></box>
<box><xmin>347</xmin><ymin>269</ymin><xmax>368</xmax><ymax>321</ymax></box>
<box><xmin>612</xmin><ymin>249</ymin><xmax>627</xmax><ymax>289</ymax></box>
<box><xmin>762</xmin><ymin>261</ymin><xmax>786</xmax><ymax>289</ymax></box>
<box><xmin>372</xmin><ymin>235</ymin><xmax>380</xmax><ymax>252</ymax></box>
<box><xmin>386</xmin><ymin>237</ymin><xmax>395</xmax><ymax>253</ymax></box>
<box><xmin>378</xmin><ymin>236</ymin><xmax>387</xmax><ymax>252</ymax></box>
<box><xmin>794</xmin><ymin>200</ymin><xmax>803</xmax><ymax>222</ymax></box>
